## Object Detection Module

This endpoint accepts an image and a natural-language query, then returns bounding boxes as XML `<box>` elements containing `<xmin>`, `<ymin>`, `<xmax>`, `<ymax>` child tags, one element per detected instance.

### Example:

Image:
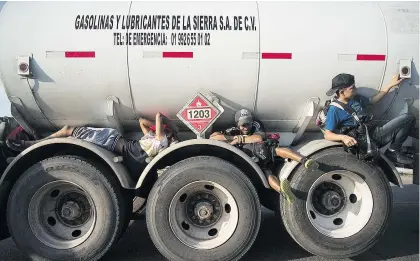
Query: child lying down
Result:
<box><xmin>6</xmin><ymin>112</ymin><xmax>179</xmax><ymax>178</ymax></box>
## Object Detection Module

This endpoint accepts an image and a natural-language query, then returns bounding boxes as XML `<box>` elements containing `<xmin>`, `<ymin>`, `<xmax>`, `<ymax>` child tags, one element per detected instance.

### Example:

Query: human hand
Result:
<box><xmin>139</xmin><ymin>117</ymin><xmax>147</xmax><ymax>124</ymax></box>
<box><xmin>387</xmin><ymin>74</ymin><xmax>404</xmax><ymax>90</ymax></box>
<box><xmin>341</xmin><ymin>135</ymin><xmax>358</xmax><ymax>147</ymax></box>
<box><xmin>230</xmin><ymin>136</ymin><xmax>242</xmax><ymax>145</ymax></box>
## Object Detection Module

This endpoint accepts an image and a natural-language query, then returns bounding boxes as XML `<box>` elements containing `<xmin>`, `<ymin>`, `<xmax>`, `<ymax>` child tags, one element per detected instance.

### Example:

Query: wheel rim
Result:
<box><xmin>169</xmin><ymin>181</ymin><xmax>239</xmax><ymax>250</ymax></box>
<box><xmin>28</xmin><ymin>181</ymin><xmax>96</xmax><ymax>249</ymax></box>
<box><xmin>306</xmin><ymin>170</ymin><xmax>373</xmax><ymax>238</ymax></box>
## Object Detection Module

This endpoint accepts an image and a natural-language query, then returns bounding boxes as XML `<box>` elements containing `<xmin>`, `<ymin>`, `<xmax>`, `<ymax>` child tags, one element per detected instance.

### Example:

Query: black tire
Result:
<box><xmin>146</xmin><ymin>156</ymin><xmax>261</xmax><ymax>261</ymax></box>
<box><xmin>7</xmin><ymin>156</ymin><xmax>127</xmax><ymax>261</ymax></box>
<box><xmin>279</xmin><ymin>147</ymin><xmax>392</xmax><ymax>259</ymax></box>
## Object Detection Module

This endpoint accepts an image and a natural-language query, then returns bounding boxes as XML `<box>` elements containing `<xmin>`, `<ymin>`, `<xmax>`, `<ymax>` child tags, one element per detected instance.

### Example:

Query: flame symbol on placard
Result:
<box><xmin>196</xmin><ymin>100</ymin><xmax>202</xmax><ymax>107</ymax></box>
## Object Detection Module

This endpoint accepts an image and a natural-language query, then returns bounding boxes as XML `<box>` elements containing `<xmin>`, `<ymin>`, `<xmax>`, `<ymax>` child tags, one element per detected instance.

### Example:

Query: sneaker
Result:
<box><xmin>384</xmin><ymin>149</ymin><xmax>413</xmax><ymax>165</ymax></box>
<box><xmin>6</xmin><ymin>139</ymin><xmax>26</xmax><ymax>152</ymax></box>
<box><xmin>304</xmin><ymin>158</ymin><xmax>319</xmax><ymax>171</ymax></box>
<box><xmin>280</xmin><ymin>179</ymin><xmax>296</xmax><ymax>204</ymax></box>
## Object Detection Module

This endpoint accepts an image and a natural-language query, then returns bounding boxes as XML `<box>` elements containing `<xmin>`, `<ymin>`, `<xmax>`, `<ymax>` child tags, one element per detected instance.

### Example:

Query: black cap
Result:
<box><xmin>235</xmin><ymin>109</ymin><xmax>253</xmax><ymax>126</ymax></box>
<box><xmin>326</xmin><ymin>73</ymin><xmax>355</xmax><ymax>96</ymax></box>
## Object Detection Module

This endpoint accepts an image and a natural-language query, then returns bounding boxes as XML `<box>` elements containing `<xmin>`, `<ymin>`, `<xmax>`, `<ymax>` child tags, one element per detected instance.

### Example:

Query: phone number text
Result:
<box><xmin>171</xmin><ymin>32</ymin><xmax>211</xmax><ymax>46</ymax></box>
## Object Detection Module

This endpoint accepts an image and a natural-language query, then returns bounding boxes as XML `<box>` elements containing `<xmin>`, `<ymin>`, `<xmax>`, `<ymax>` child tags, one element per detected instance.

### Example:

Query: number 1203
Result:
<box><xmin>187</xmin><ymin>109</ymin><xmax>211</xmax><ymax>120</ymax></box>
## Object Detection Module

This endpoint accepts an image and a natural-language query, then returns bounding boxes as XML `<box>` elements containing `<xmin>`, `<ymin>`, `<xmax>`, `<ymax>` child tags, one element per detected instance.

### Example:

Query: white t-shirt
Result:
<box><xmin>139</xmin><ymin>132</ymin><xmax>169</xmax><ymax>157</ymax></box>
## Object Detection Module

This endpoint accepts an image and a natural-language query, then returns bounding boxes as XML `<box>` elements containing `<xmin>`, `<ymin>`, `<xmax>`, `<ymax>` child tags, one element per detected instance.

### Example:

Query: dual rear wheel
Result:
<box><xmin>146</xmin><ymin>156</ymin><xmax>261</xmax><ymax>261</ymax></box>
<box><xmin>7</xmin><ymin>156</ymin><xmax>128</xmax><ymax>261</ymax></box>
<box><xmin>7</xmin><ymin>149</ymin><xmax>393</xmax><ymax>261</ymax></box>
<box><xmin>279</xmin><ymin>148</ymin><xmax>393</xmax><ymax>258</ymax></box>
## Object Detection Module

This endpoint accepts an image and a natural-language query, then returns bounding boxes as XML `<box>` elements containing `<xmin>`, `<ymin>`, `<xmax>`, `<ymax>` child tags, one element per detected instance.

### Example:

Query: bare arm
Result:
<box><xmin>210</xmin><ymin>132</ymin><xmax>234</xmax><ymax>142</ymax></box>
<box><xmin>210</xmin><ymin>132</ymin><xmax>263</xmax><ymax>145</ymax></box>
<box><xmin>230</xmin><ymin>134</ymin><xmax>263</xmax><ymax>145</ymax></box>
<box><xmin>139</xmin><ymin>118</ymin><xmax>153</xmax><ymax>135</ymax></box>
<box><xmin>160</xmin><ymin>113</ymin><xmax>179</xmax><ymax>134</ymax></box>
<box><xmin>324</xmin><ymin>130</ymin><xmax>357</xmax><ymax>147</ymax></box>
<box><xmin>241</xmin><ymin>134</ymin><xmax>263</xmax><ymax>144</ymax></box>
<box><xmin>155</xmin><ymin>112</ymin><xmax>165</xmax><ymax>141</ymax></box>
<box><xmin>370</xmin><ymin>89</ymin><xmax>390</xmax><ymax>105</ymax></box>
<box><xmin>370</xmin><ymin>75</ymin><xmax>404</xmax><ymax>105</ymax></box>
<box><xmin>323</xmin><ymin>130</ymin><xmax>346</xmax><ymax>142</ymax></box>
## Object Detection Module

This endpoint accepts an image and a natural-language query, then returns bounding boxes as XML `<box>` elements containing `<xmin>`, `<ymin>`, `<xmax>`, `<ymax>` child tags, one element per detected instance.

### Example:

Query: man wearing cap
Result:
<box><xmin>210</xmin><ymin>109</ymin><xmax>319</xmax><ymax>170</ymax></box>
<box><xmin>323</xmin><ymin>73</ymin><xmax>415</xmax><ymax>165</ymax></box>
<box><xmin>210</xmin><ymin>109</ymin><xmax>266</xmax><ymax>144</ymax></box>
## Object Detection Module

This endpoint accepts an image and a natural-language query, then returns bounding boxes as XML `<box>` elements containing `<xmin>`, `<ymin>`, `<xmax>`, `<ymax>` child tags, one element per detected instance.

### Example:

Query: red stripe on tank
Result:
<box><xmin>261</xmin><ymin>53</ymin><xmax>292</xmax><ymax>59</ymax></box>
<box><xmin>356</xmin><ymin>54</ymin><xmax>386</xmax><ymax>61</ymax></box>
<box><xmin>65</xmin><ymin>51</ymin><xmax>96</xmax><ymax>58</ymax></box>
<box><xmin>162</xmin><ymin>52</ymin><xmax>193</xmax><ymax>58</ymax></box>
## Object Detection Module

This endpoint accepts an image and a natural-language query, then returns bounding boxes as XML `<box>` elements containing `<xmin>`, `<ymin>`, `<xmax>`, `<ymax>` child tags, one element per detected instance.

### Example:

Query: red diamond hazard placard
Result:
<box><xmin>177</xmin><ymin>92</ymin><xmax>223</xmax><ymax>136</ymax></box>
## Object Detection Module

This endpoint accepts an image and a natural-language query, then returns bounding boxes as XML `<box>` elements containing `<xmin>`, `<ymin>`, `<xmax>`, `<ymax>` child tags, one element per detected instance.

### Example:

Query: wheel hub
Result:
<box><xmin>187</xmin><ymin>193</ymin><xmax>221</xmax><ymax>226</ymax></box>
<box><xmin>322</xmin><ymin>191</ymin><xmax>342</xmax><ymax>210</ymax></box>
<box><xmin>312</xmin><ymin>182</ymin><xmax>345</xmax><ymax>215</ymax></box>
<box><xmin>57</xmin><ymin>192</ymin><xmax>91</xmax><ymax>227</ymax></box>
<box><xmin>61</xmin><ymin>201</ymin><xmax>81</xmax><ymax>219</ymax></box>
<box><xmin>195</xmin><ymin>202</ymin><xmax>213</xmax><ymax>220</ymax></box>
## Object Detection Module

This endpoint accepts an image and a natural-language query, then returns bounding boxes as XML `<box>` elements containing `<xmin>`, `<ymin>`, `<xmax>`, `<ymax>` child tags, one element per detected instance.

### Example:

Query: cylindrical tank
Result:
<box><xmin>0</xmin><ymin>1</ymin><xmax>418</xmax><ymax>134</ymax></box>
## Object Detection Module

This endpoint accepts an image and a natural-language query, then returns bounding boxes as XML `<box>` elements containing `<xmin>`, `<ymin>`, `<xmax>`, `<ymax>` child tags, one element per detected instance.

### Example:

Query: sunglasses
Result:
<box><xmin>239</xmin><ymin>123</ymin><xmax>252</xmax><ymax>128</ymax></box>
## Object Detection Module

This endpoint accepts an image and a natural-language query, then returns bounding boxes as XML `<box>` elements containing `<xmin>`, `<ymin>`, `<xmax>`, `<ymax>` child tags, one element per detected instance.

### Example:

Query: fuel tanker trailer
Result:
<box><xmin>0</xmin><ymin>1</ymin><xmax>418</xmax><ymax>261</ymax></box>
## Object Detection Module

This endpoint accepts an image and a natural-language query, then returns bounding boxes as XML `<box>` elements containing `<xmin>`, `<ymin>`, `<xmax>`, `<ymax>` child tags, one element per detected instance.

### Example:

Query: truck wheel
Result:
<box><xmin>146</xmin><ymin>156</ymin><xmax>261</xmax><ymax>261</ymax></box>
<box><xmin>7</xmin><ymin>156</ymin><xmax>126</xmax><ymax>261</ymax></box>
<box><xmin>279</xmin><ymin>147</ymin><xmax>392</xmax><ymax>258</ymax></box>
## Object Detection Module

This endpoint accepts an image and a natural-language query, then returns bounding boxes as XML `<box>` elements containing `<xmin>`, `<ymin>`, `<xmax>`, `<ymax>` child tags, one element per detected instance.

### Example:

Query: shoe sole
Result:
<box><xmin>280</xmin><ymin>179</ymin><xmax>296</xmax><ymax>204</ymax></box>
<box><xmin>305</xmin><ymin>159</ymin><xmax>319</xmax><ymax>171</ymax></box>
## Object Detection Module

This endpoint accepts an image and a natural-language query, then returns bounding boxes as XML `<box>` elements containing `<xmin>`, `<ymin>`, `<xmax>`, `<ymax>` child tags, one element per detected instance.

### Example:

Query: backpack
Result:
<box><xmin>6</xmin><ymin>125</ymin><xmax>34</xmax><ymax>141</ymax></box>
<box><xmin>316</xmin><ymin>99</ymin><xmax>333</xmax><ymax>131</ymax></box>
<box><xmin>315</xmin><ymin>100</ymin><xmax>378</xmax><ymax>161</ymax></box>
<box><xmin>241</xmin><ymin>133</ymin><xmax>280</xmax><ymax>167</ymax></box>
<box><xmin>316</xmin><ymin>98</ymin><xmax>362</xmax><ymax>132</ymax></box>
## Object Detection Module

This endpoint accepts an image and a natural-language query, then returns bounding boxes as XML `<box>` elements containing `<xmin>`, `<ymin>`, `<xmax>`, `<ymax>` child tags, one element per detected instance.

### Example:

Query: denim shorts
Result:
<box><xmin>72</xmin><ymin>127</ymin><xmax>122</xmax><ymax>151</ymax></box>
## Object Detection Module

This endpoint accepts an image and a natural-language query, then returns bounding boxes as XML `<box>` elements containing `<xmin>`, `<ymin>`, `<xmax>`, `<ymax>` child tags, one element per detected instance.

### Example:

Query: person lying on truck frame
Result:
<box><xmin>209</xmin><ymin>109</ymin><xmax>319</xmax><ymax>170</ymax></box>
<box><xmin>6</xmin><ymin>112</ymin><xmax>179</xmax><ymax>178</ymax></box>
<box><xmin>323</xmin><ymin>73</ymin><xmax>415</xmax><ymax>165</ymax></box>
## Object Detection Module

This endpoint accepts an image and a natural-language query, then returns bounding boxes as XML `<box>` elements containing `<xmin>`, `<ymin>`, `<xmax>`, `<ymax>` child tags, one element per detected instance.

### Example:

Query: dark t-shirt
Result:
<box><xmin>222</xmin><ymin>120</ymin><xmax>266</xmax><ymax>140</ymax></box>
<box><xmin>121</xmin><ymin>139</ymin><xmax>149</xmax><ymax>179</ymax></box>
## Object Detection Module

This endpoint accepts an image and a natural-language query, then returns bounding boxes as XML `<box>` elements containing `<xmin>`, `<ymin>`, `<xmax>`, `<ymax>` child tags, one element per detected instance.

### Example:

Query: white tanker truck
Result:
<box><xmin>0</xmin><ymin>1</ymin><xmax>418</xmax><ymax>261</ymax></box>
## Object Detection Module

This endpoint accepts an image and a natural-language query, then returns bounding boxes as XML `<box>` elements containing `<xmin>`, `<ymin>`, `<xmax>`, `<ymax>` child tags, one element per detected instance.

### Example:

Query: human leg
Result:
<box><xmin>71</xmin><ymin>127</ymin><xmax>122</xmax><ymax>152</ymax></box>
<box><xmin>46</xmin><ymin>125</ymin><xmax>76</xmax><ymax>139</ymax></box>
<box><xmin>6</xmin><ymin>126</ymin><xmax>123</xmax><ymax>153</ymax></box>
<box><xmin>372</xmin><ymin>113</ymin><xmax>415</xmax><ymax>164</ymax></box>
<box><xmin>275</xmin><ymin>147</ymin><xmax>319</xmax><ymax>170</ymax></box>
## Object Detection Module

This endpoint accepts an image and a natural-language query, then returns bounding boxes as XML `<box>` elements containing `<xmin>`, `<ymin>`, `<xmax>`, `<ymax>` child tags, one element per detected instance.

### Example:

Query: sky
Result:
<box><xmin>0</xmin><ymin>1</ymin><xmax>10</xmax><ymax>116</ymax></box>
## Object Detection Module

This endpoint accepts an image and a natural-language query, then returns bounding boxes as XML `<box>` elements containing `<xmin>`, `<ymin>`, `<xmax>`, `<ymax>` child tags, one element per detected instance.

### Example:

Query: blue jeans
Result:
<box><xmin>372</xmin><ymin>104</ymin><xmax>415</xmax><ymax>151</ymax></box>
<box><xmin>72</xmin><ymin>127</ymin><xmax>122</xmax><ymax>152</ymax></box>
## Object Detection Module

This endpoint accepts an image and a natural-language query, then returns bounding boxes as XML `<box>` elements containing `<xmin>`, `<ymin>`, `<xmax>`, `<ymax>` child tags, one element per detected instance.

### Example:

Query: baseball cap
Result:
<box><xmin>235</xmin><ymin>109</ymin><xmax>253</xmax><ymax>126</ymax></box>
<box><xmin>326</xmin><ymin>73</ymin><xmax>355</xmax><ymax>96</ymax></box>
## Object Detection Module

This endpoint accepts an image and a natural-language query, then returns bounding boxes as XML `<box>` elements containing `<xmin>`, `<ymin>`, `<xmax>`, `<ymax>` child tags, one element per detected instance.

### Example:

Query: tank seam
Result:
<box><xmin>252</xmin><ymin>1</ymin><xmax>261</xmax><ymax>113</ymax></box>
<box><xmin>376</xmin><ymin>2</ymin><xmax>388</xmax><ymax>91</ymax></box>
<box><xmin>126</xmin><ymin>1</ymin><xmax>137</xmax><ymax>120</ymax></box>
